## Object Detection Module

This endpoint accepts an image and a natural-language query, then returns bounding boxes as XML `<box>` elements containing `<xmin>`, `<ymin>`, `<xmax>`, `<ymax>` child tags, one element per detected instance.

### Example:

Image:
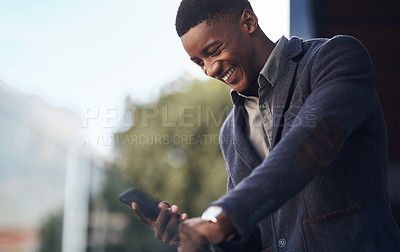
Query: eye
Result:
<box><xmin>209</xmin><ymin>45</ymin><xmax>222</xmax><ymax>56</ymax></box>
<box><xmin>193</xmin><ymin>60</ymin><xmax>204</xmax><ymax>67</ymax></box>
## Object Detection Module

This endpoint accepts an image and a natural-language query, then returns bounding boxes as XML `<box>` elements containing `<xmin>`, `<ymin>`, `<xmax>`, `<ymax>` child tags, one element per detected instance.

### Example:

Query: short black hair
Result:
<box><xmin>175</xmin><ymin>0</ymin><xmax>253</xmax><ymax>37</ymax></box>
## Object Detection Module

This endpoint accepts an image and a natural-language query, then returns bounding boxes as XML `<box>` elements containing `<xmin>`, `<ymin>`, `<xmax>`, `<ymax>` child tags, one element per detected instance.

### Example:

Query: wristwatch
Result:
<box><xmin>201</xmin><ymin>206</ymin><xmax>236</xmax><ymax>241</ymax></box>
<box><xmin>201</xmin><ymin>206</ymin><xmax>224</xmax><ymax>223</ymax></box>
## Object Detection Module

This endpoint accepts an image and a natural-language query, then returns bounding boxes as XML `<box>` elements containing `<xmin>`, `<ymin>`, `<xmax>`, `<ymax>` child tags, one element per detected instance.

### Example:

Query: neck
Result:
<box><xmin>257</xmin><ymin>30</ymin><xmax>276</xmax><ymax>69</ymax></box>
<box><xmin>244</xmin><ymin>29</ymin><xmax>276</xmax><ymax>97</ymax></box>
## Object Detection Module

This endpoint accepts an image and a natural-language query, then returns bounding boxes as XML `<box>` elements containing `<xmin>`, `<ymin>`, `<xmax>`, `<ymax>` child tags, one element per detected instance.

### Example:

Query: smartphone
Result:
<box><xmin>119</xmin><ymin>187</ymin><xmax>160</xmax><ymax>221</ymax></box>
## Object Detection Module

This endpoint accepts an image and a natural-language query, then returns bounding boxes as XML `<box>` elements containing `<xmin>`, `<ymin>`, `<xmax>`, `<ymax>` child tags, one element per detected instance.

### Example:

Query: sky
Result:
<box><xmin>0</xmin><ymin>0</ymin><xmax>289</xmax><ymax>154</ymax></box>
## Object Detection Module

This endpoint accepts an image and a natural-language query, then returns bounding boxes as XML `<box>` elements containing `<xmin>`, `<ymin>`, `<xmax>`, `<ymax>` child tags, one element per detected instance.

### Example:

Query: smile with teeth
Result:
<box><xmin>222</xmin><ymin>65</ymin><xmax>236</xmax><ymax>82</ymax></box>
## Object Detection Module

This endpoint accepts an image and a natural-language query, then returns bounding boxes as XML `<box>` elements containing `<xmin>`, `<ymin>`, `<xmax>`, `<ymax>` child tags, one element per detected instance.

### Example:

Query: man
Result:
<box><xmin>132</xmin><ymin>0</ymin><xmax>400</xmax><ymax>251</ymax></box>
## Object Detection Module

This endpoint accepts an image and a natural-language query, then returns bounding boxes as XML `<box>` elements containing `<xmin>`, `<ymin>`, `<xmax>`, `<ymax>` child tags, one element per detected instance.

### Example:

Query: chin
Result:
<box><xmin>230</xmin><ymin>83</ymin><xmax>248</xmax><ymax>93</ymax></box>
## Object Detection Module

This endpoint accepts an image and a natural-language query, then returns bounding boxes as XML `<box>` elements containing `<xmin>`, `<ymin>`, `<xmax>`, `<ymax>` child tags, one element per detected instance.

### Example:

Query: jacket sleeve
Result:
<box><xmin>211</xmin><ymin>36</ymin><xmax>376</xmax><ymax>241</ymax></box>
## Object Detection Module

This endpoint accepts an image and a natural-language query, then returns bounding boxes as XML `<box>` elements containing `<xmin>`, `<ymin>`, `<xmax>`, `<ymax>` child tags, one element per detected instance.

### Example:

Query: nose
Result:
<box><xmin>203</xmin><ymin>60</ymin><xmax>221</xmax><ymax>78</ymax></box>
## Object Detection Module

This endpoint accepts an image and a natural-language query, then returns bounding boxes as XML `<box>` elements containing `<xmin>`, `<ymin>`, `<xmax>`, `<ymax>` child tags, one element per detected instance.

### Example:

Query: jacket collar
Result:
<box><xmin>271</xmin><ymin>36</ymin><xmax>304</xmax><ymax>147</ymax></box>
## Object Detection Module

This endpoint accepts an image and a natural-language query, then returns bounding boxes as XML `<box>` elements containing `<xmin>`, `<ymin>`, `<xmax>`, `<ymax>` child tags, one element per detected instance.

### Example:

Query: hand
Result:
<box><xmin>132</xmin><ymin>201</ymin><xmax>189</xmax><ymax>246</ymax></box>
<box><xmin>178</xmin><ymin>215</ymin><xmax>235</xmax><ymax>251</ymax></box>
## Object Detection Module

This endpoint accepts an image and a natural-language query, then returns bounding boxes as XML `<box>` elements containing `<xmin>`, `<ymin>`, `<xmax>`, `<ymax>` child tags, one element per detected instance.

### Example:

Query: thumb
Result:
<box><xmin>180</xmin><ymin>213</ymin><xmax>189</xmax><ymax>221</ymax></box>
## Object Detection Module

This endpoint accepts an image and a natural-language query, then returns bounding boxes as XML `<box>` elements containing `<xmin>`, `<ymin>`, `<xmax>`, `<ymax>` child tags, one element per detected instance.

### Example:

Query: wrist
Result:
<box><xmin>201</xmin><ymin>206</ymin><xmax>236</xmax><ymax>241</ymax></box>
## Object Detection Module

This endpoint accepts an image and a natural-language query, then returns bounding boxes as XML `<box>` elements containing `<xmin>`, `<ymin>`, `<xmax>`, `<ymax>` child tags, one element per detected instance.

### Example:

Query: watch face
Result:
<box><xmin>201</xmin><ymin>206</ymin><xmax>223</xmax><ymax>223</ymax></box>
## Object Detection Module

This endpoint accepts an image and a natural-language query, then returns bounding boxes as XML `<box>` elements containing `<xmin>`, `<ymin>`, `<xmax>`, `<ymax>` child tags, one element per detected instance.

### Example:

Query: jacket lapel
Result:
<box><xmin>232</xmin><ymin>103</ymin><xmax>263</xmax><ymax>170</ymax></box>
<box><xmin>271</xmin><ymin>37</ymin><xmax>304</xmax><ymax>148</ymax></box>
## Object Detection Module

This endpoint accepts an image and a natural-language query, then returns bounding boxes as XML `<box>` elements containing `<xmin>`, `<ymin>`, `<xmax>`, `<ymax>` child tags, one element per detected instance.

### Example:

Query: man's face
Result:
<box><xmin>180</xmin><ymin>18</ymin><xmax>258</xmax><ymax>93</ymax></box>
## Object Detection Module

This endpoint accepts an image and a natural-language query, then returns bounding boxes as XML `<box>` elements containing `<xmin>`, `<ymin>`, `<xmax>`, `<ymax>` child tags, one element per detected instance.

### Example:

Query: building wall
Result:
<box><xmin>311</xmin><ymin>0</ymin><xmax>400</xmax><ymax>160</ymax></box>
<box><xmin>292</xmin><ymin>0</ymin><xmax>400</xmax><ymax>228</ymax></box>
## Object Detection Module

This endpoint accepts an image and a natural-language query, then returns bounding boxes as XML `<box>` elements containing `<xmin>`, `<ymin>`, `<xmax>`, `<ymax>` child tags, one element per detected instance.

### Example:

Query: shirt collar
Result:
<box><xmin>259</xmin><ymin>35</ymin><xmax>288</xmax><ymax>87</ymax></box>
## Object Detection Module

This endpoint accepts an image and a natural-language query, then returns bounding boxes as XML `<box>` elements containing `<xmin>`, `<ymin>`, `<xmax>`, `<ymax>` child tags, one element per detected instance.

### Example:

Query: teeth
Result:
<box><xmin>222</xmin><ymin>66</ymin><xmax>236</xmax><ymax>82</ymax></box>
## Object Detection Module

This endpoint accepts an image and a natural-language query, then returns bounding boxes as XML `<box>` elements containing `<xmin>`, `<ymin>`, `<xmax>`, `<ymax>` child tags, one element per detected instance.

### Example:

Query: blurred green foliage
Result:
<box><xmin>102</xmin><ymin>76</ymin><xmax>232</xmax><ymax>251</ymax></box>
<box><xmin>37</xmin><ymin>76</ymin><xmax>233</xmax><ymax>252</ymax></box>
<box><xmin>114</xmin><ymin>76</ymin><xmax>232</xmax><ymax>216</ymax></box>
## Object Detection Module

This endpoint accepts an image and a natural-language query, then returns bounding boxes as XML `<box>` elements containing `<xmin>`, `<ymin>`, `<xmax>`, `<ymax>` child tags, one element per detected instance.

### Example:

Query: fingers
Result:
<box><xmin>131</xmin><ymin>201</ymin><xmax>170</xmax><ymax>228</ymax></box>
<box><xmin>164</xmin><ymin>214</ymin><xmax>180</xmax><ymax>244</ymax></box>
<box><xmin>170</xmin><ymin>205</ymin><xmax>179</xmax><ymax>214</ymax></box>
<box><xmin>132</xmin><ymin>200</ymin><xmax>184</xmax><ymax>246</ymax></box>
<box><xmin>159</xmin><ymin>201</ymin><xmax>171</xmax><ymax>209</ymax></box>
<box><xmin>169</xmin><ymin>205</ymin><xmax>189</xmax><ymax>221</ymax></box>
<box><xmin>154</xmin><ymin>202</ymin><xmax>182</xmax><ymax>243</ymax></box>
<box><xmin>170</xmin><ymin>205</ymin><xmax>189</xmax><ymax>221</ymax></box>
<box><xmin>168</xmin><ymin>204</ymin><xmax>188</xmax><ymax>221</ymax></box>
<box><xmin>154</xmin><ymin>208</ymin><xmax>173</xmax><ymax>240</ymax></box>
<box><xmin>131</xmin><ymin>202</ymin><xmax>137</xmax><ymax>211</ymax></box>
<box><xmin>180</xmin><ymin>213</ymin><xmax>189</xmax><ymax>221</ymax></box>
<box><xmin>131</xmin><ymin>202</ymin><xmax>152</xmax><ymax>226</ymax></box>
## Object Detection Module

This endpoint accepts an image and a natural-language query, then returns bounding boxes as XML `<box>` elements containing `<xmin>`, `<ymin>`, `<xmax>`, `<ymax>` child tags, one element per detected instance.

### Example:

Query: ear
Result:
<box><xmin>239</xmin><ymin>9</ymin><xmax>258</xmax><ymax>34</ymax></box>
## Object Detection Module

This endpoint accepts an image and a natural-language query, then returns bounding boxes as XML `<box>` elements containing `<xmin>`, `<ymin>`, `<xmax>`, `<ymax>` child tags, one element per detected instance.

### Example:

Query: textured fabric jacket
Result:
<box><xmin>213</xmin><ymin>36</ymin><xmax>400</xmax><ymax>251</ymax></box>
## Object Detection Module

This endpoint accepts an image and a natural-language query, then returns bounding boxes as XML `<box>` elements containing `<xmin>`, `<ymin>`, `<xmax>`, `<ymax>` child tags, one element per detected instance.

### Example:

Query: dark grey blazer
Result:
<box><xmin>213</xmin><ymin>36</ymin><xmax>400</xmax><ymax>251</ymax></box>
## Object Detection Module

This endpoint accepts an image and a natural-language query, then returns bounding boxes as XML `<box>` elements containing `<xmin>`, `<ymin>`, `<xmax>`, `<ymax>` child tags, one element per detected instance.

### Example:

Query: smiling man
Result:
<box><xmin>179</xmin><ymin>12</ymin><xmax>271</xmax><ymax>97</ymax></box>
<box><xmin>132</xmin><ymin>0</ymin><xmax>400</xmax><ymax>251</ymax></box>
